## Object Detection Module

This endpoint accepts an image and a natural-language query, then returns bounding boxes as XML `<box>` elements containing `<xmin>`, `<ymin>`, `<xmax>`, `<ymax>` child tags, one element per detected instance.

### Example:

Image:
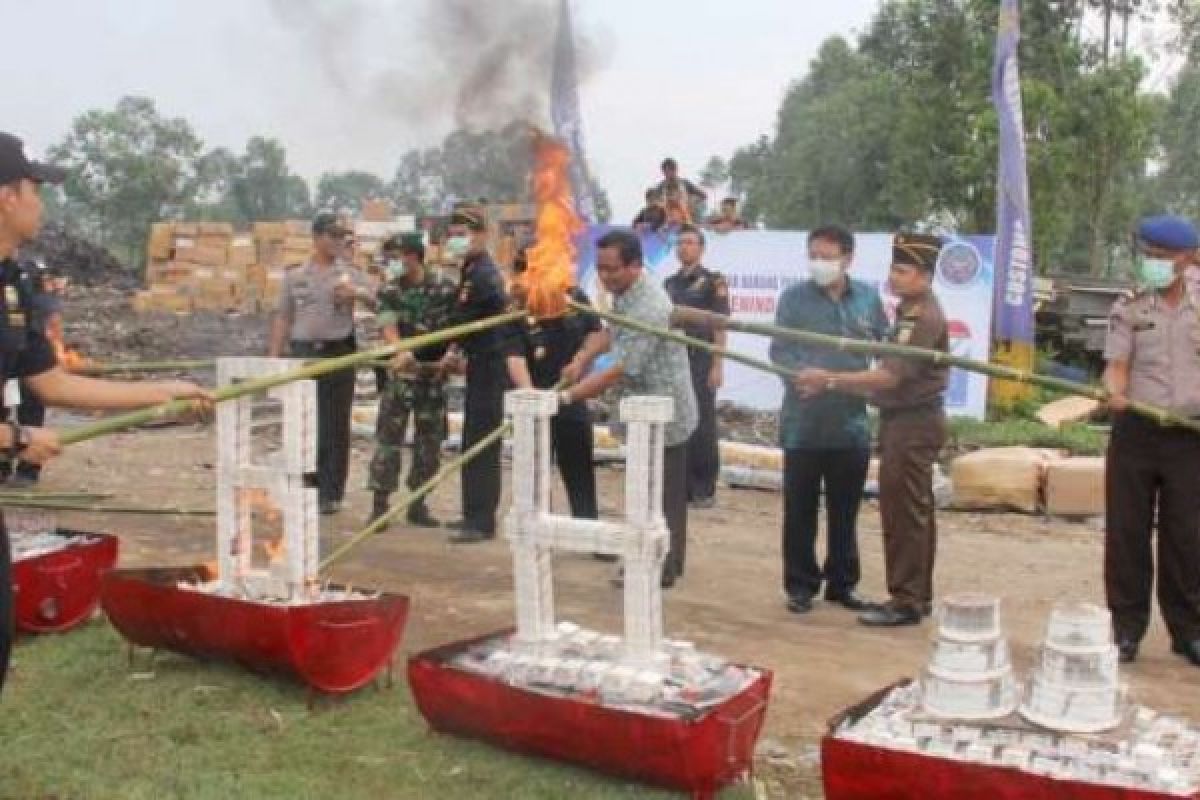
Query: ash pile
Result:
<box><xmin>177</xmin><ymin>575</ymin><xmax>375</xmax><ymax>607</ymax></box>
<box><xmin>450</xmin><ymin>621</ymin><xmax>762</xmax><ymax>720</ymax></box>
<box><xmin>21</xmin><ymin>223</ymin><xmax>136</xmax><ymax>289</ymax></box>
<box><xmin>11</xmin><ymin>530</ymin><xmax>100</xmax><ymax>562</ymax></box>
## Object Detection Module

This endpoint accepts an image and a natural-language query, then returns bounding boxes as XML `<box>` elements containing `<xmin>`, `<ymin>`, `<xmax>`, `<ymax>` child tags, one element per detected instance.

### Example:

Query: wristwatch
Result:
<box><xmin>826</xmin><ymin>375</ymin><xmax>838</xmax><ymax>392</ymax></box>
<box><xmin>559</xmin><ymin>390</ymin><xmax>573</xmax><ymax>407</ymax></box>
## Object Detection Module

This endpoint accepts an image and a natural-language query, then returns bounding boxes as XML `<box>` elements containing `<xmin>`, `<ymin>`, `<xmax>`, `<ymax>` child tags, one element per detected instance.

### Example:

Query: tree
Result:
<box><xmin>699</xmin><ymin>156</ymin><xmax>729</xmax><ymax>191</ymax></box>
<box><xmin>228</xmin><ymin>137</ymin><xmax>312</xmax><ymax>222</ymax></box>
<box><xmin>48</xmin><ymin>96</ymin><xmax>205</xmax><ymax>265</ymax></box>
<box><xmin>315</xmin><ymin>170</ymin><xmax>387</xmax><ymax>214</ymax></box>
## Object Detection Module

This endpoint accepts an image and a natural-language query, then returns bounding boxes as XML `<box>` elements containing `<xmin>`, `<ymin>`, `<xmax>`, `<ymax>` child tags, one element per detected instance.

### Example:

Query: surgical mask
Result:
<box><xmin>809</xmin><ymin>259</ymin><xmax>844</xmax><ymax>288</ymax></box>
<box><xmin>444</xmin><ymin>235</ymin><xmax>470</xmax><ymax>260</ymax></box>
<box><xmin>1138</xmin><ymin>256</ymin><xmax>1177</xmax><ymax>290</ymax></box>
<box><xmin>386</xmin><ymin>259</ymin><xmax>406</xmax><ymax>280</ymax></box>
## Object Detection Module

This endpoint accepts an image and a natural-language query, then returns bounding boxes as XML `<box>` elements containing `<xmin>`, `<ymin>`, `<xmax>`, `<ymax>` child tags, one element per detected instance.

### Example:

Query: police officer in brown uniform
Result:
<box><xmin>663</xmin><ymin>224</ymin><xmax>730</xmax><ymax>508</ymax></box>
<box><xmin>796</xmin><ymin>233</ymin><xmax>948</xmax><ymax>627</ymax></box>
<box><xmin>268</xmin><ymin>212</ymin><xmax>376</xmax><ymax>515</ymax></box>
<box><xmin>1104</xmin><ymin>215</ymin><xmax>1200</xmax><ymax>667</ymax></box>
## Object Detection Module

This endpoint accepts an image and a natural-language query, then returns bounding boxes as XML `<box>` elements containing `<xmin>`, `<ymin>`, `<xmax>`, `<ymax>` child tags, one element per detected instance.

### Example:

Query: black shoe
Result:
<box><xmin>786</xmin><ymin>592</ymin><xmax>814</xmax><ymax>614</ymax></box>
<box><xmin>922</xmin><ymin>602</ymin><xmax>934</xmax><ymax>618</ymax></box>
<box><xmin>825</xmin><ymin>589</ymin><xmax>876</xmax><ymax>612</ymax></box>
<box><xmin>406</xmin><ymin>506</ymin><xmax>440</xmax><ymax>529</ymax></box>
<box><xmin>1171</xmin><ymin>638</ymin><xmax>1200</xmax><ymax>667</ymax></box>
<box><xmin>448</xmin><ymin>528</ymin><xmax>493</xmax><ymax>544</ymax></box>
<box><xmin>592</xmin><ymin>553</ymin><xmax>619</xmax><ymax>563</ymax></box>
<box><xmin>859</xmin><ymin>604</ymin><xmax>921</xmax><ymax>627</ymax></box>
<box><xmin>689</xmin><ymin>496</ymin><xmax>715</xmax><ymax>510</ymax></box>
<box><xmin>1117</xmin><ymin>637</ymin><xmax>1140</xmax><ymax>664</ymax></box>
<box><xmin>319</xmin><ymin>500</ymin><xmax>341</xmax><ymax>516</ymax></box>
<box><xmin>660</xmin><ymin>572</ymin><xmax>677</xmax><ymax>589</ymax></box>
<box><xmin>7</xmin><ymin>471</ymin><xmax>37</xmax><ymax>489</ymax></box>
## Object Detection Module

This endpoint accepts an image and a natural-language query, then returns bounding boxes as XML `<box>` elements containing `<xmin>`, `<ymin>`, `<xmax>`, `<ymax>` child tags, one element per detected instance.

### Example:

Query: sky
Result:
<box><xmin>3</xmin><ymin>0</ymin><xmax>882</xmax><ymax>220</ymax></box>
<box><xmin>3</xmin><ymin>1</ymin><xmax>1180</xmax><ymax>222</ymax></box>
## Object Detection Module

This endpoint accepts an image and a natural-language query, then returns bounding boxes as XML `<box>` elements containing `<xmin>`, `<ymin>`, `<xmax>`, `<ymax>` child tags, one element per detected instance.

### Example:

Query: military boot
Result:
<box><xmin>406</xmin><ymin>502</ymin><xmax>440</xmax><ymax>529</ymax></box>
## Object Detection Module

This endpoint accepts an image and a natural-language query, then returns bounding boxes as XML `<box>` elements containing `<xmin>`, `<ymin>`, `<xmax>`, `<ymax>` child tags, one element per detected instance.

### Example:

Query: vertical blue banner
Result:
<box><xmin>991</xmin><ymin>0</ymin><xmax>1034</xmax><ymax>345</ymax></box>
<box><xmin>551</xmin><ymin>0</ymin><xmax>596</xmax><ymax>222</ymax></box>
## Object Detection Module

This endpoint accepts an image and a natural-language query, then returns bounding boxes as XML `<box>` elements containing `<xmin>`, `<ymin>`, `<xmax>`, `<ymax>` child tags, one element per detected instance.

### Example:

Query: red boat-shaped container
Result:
<box><xmin>408</xmin><ymin>629</ymin><xmax>773</xmax><ymax>800</ymax></box>
<box><xmin>822</xmin><ymin>685</ymin><xmax>1200</xmax><ymax>800</ymax></box>
<box><xmin>101</xmin><ymin>566</ymin><xmax>409</xmax><ymax>694</ymax></box>
<box><xmin>12</xmin><ymin>528</ymin><xmax>118</xmax><ymax>633</ymax></box>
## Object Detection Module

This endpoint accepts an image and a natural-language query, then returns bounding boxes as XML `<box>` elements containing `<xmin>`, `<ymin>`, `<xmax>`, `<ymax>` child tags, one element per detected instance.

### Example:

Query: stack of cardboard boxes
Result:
<box><xmin>135</xmin><ymin>220</ymin><xmax>312</xmax><ymax>314</ymax></box>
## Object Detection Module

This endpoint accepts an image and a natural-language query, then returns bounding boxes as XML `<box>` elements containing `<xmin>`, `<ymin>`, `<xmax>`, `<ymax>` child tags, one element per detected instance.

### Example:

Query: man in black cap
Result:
<box><xmin>0</xmin><ymin>132</ymin><xmax>212</xmax><ymax>692</ymax></box>
<box><xmin>268</xmin><ymin>211</ymin><xmax>376</xmax><ymax>515</ymax></box>
<box><xmin>1103</xmin><ymin>215</ymin><xmax>1200</xmax><ymax>667</ymax></box>
<box><xmin>796</xmin><ymin>232</ymin><xmax>949</xmax><ymax>627</ymax></box>
<box><xmin>504</xmin><ymin>244</ymin><xmax>605</xmax><ymax>521</ymax></box>
<box><xmin>444</xmin><ymin>205</ymin><xmax>511</xmax><ymax>543</ymax></box>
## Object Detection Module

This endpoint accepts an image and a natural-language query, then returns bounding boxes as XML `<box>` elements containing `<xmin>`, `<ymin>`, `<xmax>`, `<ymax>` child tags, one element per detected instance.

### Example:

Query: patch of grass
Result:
<box><xmin>1</xmin><ymin>622</ymin><xmax>753</xmax><ymax>800</ymax></box>
<box><xmin>947</xmin><ymin>418</ymin><xmax>1107</xmax><ymax>456</ymax></box>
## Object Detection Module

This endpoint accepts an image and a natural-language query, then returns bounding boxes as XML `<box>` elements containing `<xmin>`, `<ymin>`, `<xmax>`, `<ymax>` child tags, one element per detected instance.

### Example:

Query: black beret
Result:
<box><xmin>893</xmin><ymin>232</ymin><xmax>945</xmax><ymax>272</ymax></box>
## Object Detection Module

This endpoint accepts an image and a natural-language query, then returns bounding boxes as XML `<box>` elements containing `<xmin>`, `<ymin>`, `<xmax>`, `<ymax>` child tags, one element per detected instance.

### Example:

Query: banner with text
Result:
<box><xmin>577</xmin><ymin>228</ymin><xmax>996</xmax><ymax>419</ymax></box>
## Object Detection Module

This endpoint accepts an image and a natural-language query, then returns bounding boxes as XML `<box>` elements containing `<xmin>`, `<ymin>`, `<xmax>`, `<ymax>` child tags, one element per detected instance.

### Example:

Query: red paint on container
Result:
<box><xmin>12</xmin><ymin>529</ymin><xmax>118</xmax><ymax>633</ymax></box>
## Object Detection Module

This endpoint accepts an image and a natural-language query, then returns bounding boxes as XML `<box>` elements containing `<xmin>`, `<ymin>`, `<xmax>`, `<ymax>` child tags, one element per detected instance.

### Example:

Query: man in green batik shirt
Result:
<box><xmin>367</xmin><ymin>234</ymin><xmax>459</xmax><ymax>529</ymax></box>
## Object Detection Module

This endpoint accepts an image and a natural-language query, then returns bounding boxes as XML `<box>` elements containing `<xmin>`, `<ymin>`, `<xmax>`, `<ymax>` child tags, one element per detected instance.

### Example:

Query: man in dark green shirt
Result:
<box><xmin>769</xmin><ymin>225</ymin><xmax>888</xmax><ymax>615</ymax></box>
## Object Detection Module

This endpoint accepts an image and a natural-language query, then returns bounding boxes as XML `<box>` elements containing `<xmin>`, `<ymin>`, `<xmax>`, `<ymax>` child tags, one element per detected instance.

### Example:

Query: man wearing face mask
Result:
<box><xmin>366</xmin><ymin>234</ymin><xmax>458</xmax><ymax>529</ymax></box>
<box><xmin>769</xmin><ymin>225</ymin><xmax>888</xmax><ymax>616</ymax></box>
<box><xmin>664</xmin><ymin>224</ymin><xmax>729</xmax><ymax>509</ymax></box>
<box><xmin>443</xmin><ymin>205</ymin><xmax>511</xmax><ymax>543</ymax></box>
<box><xmin>1103</xmin><ymin>215</ymin><xmax>1200</xmax><ymax>668</ymax></box>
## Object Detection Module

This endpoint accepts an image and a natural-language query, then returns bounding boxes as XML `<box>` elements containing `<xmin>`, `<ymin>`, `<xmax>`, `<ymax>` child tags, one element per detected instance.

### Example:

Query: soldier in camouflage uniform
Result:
<box><xmin>367</xmin><ymin>234</ymin><xmax>458</xmax><ymax>528</ymax></box>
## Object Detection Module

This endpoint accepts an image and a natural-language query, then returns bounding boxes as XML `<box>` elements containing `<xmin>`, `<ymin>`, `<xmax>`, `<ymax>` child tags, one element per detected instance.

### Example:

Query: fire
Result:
<box><xmin>519</xmin><ymin>130</ymin><xmax>584</xmax><ymax>318</ymax></box>
<box><xmin>241</xmin><ymin>487</ymin><xmax>285</xmax><ymax>566</ymax></box>
<box><xmin>45</xmin><ymin>315</ymin><xmax>91</xmax><ymax>372</ymax></box>
<box><xmin>262</xmin><ymin>536</ymin><xmax>285</xmax><ymax>566</ymax></box>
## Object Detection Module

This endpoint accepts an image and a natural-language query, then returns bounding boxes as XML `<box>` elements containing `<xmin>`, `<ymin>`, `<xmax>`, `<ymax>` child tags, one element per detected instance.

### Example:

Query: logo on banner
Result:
<box><xmin>937</xmin><ymin>241</ymin><xmax>984</xmax><ymax>289</ymax></box>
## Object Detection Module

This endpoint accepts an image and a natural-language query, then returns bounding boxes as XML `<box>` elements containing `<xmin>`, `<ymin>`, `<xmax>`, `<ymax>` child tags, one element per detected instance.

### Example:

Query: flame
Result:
<box><xmin>262</xmin><ymin>536</ymin><xmax>285</xmax><ymax>566</ymax></box>
<box><xmin>241</xmin><ymin>487</ymin><xmax>285</xmax><ymax>566</ymax></box>
<box><xmin>519</xmin><ymin>130</ymin><xmax>584</xmax><ymax>318</ymax></box>
<box><xmin>45</xmin><ymin>315</ymin><xmax>91</xmax><ymax>372</ymax></box>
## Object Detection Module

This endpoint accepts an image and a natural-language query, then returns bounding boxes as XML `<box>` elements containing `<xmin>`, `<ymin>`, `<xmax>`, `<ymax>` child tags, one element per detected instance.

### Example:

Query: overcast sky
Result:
<box><xmin>2</xmin><ymin>1</ymin><xmax>1178</xmax><ymax>221</ymax></box>
<box><xmin>4</xmin><ymin>0</ymin><xmax>886</xmax><ymax>219</ymax></box>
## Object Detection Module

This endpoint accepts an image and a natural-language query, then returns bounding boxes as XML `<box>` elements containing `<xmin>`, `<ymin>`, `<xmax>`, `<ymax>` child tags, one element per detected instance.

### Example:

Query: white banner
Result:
<box><xmin>579</xmin><ymin>229</ymin><xmax>996</xmax><ymax>419</ymax></box>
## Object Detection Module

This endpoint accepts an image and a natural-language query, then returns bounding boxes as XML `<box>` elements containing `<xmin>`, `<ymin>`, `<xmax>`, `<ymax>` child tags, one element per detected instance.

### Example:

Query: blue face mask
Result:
<box><xmin>444</xmin><ymin>236</ymin><xmax>470</xmax><ymax>260</ymax></box>
<box><xmin>1138</xmin><ymin>256</ymin><xmax>1177</xmax><ymax>290</ymax></box>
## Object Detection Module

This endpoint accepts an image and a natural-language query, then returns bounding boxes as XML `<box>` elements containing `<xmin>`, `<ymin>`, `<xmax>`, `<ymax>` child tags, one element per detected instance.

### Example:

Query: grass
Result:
<box><xmin>1</xmin><ymin>621</ymin><xmax>754</xmax><ymax>800</ymax></box>
<box><xmin>946</xmin><ymin>418</ymin><xmax>1107</xmax><ymax>456</ymax></box>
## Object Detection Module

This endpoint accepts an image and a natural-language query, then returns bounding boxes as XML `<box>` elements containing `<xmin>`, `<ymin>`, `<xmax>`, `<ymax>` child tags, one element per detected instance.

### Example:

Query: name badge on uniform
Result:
<box><xmin>895</xmin><ymin>323</ymin><xmax>915</xmax><ymax>345</ymax></box>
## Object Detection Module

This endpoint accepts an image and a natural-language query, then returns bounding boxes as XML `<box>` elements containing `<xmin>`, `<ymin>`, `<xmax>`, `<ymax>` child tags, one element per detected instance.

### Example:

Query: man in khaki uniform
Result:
<box><xmin>1103</xmin><ymin>215</ymin><xmax>1200</xmax><ymax>668</ymax></box>
<box><xmin>796</xmin><ymin>233</ymin><xmax>948</xmax><ymax>627</ymax></box>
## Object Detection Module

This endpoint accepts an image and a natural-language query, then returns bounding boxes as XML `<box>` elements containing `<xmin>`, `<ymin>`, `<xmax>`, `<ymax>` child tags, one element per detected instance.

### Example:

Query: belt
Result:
<box><xmin>290</xmin><ymin>335</ymin><xmax>356</xmax><ymax>356</ymax></box>
<box><xmin>879</xmin><ymin>402</ymin><xmax>943</xmax><ymax>420</ymax></box>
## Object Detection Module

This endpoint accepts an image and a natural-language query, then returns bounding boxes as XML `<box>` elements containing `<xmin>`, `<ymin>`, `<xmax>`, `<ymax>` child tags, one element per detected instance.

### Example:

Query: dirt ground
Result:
<box><xmin>27</xmin><ymin>415</ymin><xmax>1200</xmax><ymax>796</ymax></box>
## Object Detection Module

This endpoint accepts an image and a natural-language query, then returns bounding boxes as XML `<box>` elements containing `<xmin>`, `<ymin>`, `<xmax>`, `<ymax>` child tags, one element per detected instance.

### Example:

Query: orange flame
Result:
<box><xmin>45</xmin><ymin>315</ymin><xmax>91</xmax><ymax>372</ymax></box>
<box><xmin>519</xmin><ymin>131</ymin><xmax>584</xmax><ymax>318</ymax></box>
<box><xmin>242</xmin><ymin>487</ymin><xmax>285</xmax><ymax>566</ymax></box>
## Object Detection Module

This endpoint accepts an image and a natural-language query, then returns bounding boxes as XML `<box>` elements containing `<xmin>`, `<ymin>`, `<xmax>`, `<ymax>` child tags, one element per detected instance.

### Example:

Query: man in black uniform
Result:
<box><xmin>663</xmin><ymin>224</ymin><xmax>730</xmax><ymax>508</ymax></box>
<box><xmin>504</xmin><ymin>246</ymin><xmax>606</xmax><ymax>520</ymax></box>
<box><xmin>444</xmin><ymin>206</ymin><xmax>510</xmax><ymax>543</ymax></box>
<box><xmin>0</xmin><ymin>132</ymin><xmax>212</xmax><ymax>692</ymax></box>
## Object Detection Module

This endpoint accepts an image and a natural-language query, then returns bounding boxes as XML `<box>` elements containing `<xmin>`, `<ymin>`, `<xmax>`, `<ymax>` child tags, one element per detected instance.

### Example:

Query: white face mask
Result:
<box><xmin>444</xmin><ymin>235</ymin><xmax>470</xmax><ymax>260</ymax></box>
<box><xmin>386</xmin><ymin>259</ymin><xmax>406</xmax><ymax>279</ymax></box>
<box><xmin>809</xmin><ymin>259</ymin><xmax>844</xmax><ymax>288</ymax></box>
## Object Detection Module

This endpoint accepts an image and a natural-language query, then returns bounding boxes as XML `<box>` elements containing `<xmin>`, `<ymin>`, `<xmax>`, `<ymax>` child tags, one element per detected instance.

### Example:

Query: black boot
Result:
<box><xmin>367</xmin><ymin>492</ymin><xmax>391</xmax><ymax>527</ymax></box>
<box><xmin>406</xmin><ymin>503</ymin><xmax>440</xmax><ymax>529</ymax></box>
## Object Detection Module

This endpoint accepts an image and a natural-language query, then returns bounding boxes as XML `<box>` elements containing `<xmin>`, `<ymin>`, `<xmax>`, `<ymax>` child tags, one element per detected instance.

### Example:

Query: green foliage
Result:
<box><xmin>948</xmin><ymin>418</ymin><xmax>1107</xmax><ymax>455</ymax></box>
<box><xmin>48</xmin><ymin>96</ymin><xmax>206</xmax><ymax>266</ymax></box>
<box><xmin>0</xmin><ymin>622</ymin><xmax>742</xmax><ymax>799</ymax></box>
<box><xmin>316</xmin><ymin>170</ymin><xmax>387</xmax><ymax>214</ymax></box>
<box><xmin>197</xmin><ymin>137</ymin><xmax>313</xmax><ymax>224</ymax></box>
<box><xmin>717</xmin><ymin>0</ymin><xmax>1175</xmax><ymax>277</ymax></box>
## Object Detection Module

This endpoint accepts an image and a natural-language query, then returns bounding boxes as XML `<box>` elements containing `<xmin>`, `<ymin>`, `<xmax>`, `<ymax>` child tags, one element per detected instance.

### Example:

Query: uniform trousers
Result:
<box><xmin>461</xmin><ymin>355</ymin><xmax>507</xmax><ymax>535</ymax></box>
<box><xmin>878</xmin><ymin>408</ymin><xmax>946</xmax><ymax>612</ymax></box>
<box><xmin>291</xmin><ymin>338</ymin><xmax>357</xmax><ymax>505</ymax></box>
<box><xmin>551</xmin><ymin>414</ymin><xmax>598</xmax><ymax>519</ymax></box>
<box><xmin>1106</xmin><ymin>413</ymin><xmax>1200</xmax><ymax>644</ymax></box>
<box><xmin>686</xmin><ymin>351</ymin><xmax>719</xmax><ymax>501</ymax></box>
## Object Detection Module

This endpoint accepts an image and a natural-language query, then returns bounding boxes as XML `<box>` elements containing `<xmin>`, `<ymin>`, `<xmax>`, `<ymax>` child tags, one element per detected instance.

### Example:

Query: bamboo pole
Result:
<box><xmin>319</xmin><ymin>421</ymin><xmax>511</xmax><ymax>573</ymax></box>
<box><xmin>0</xmin><ymin>499</ymin><xmax>214</xmax><ymax>515</ymax></box>
<box><xmin>319</xmin><ymin>377</ymin><xmax>568</xmax><ymax>573</ymax></box>
<box><xmin>58</xmin><ymin>311</ymin><xmax>523</xmax><ymax>447</ymax></box>
<box><xmin>571</xmin><ymin>301</ymin><xmax>1200</xmax><ymax>436</ymax></box>
<box><xmin>78</xmin><ymin>360</ymin><xmax>216</xmax><ymax>376</ymax></box>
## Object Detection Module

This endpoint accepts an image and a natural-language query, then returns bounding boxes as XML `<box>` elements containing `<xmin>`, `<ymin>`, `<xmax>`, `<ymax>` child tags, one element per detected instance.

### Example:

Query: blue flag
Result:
<box><xmin>992</xmin><ymin>0</ymin><xmax>1034</xmax><ymax>345</ymax></box>
<box><xmin>551</xmin><ymin>0</ymin><xmax>596</xmax><ymax>222</ymax></box>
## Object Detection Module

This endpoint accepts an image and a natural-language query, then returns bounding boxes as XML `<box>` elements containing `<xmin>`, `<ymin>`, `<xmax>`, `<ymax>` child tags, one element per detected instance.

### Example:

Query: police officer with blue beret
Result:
<box><xmin>1104</xmin><ymin>215</ymin><xmax>1200</xmax><ymax>667</ymax></box>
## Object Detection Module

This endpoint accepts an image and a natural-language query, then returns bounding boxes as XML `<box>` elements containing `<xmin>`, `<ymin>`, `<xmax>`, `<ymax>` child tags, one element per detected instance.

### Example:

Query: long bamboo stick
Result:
<box><xmin>572</xmin><ymin>301</ymin><xmax>1200</xmax><ymax>435</ymax></box>
<box><xmin>78</xmin><ymin>360</ymin><xmax>216</xmax><ymax>375</ymax></box>
<box><xmin>319</xmin><ymin>421</ymin><xmax>511</xmax><ymax>573</ymax></box>
<box><xmin>0</xmin><ymin>499</ymin><xmax>214</xmax><ymax>515</ymax></box>
<box><xmin>58</xmin><ymin>311</ymin><xmax>523</xmax><ymax>447</ymax></box>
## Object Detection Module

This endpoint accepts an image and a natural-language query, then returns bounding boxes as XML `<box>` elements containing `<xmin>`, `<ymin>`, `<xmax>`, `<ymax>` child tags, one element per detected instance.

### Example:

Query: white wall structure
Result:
<box><xmin>215</xmin><ymin>359</ymin><xmax>318</xmax><ymax>599</ymax></box>
<box><xmin>504</xmin><ymin>389</ymin><xmax>672</xmax><ymax>669</ymax></box>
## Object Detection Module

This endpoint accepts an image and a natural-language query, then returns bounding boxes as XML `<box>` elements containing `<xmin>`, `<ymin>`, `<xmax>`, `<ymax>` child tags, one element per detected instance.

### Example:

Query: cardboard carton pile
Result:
<box><xmin>136</xmin><ymin>220</ymin><xmax>311</xmax><ymax>314</ymax></box>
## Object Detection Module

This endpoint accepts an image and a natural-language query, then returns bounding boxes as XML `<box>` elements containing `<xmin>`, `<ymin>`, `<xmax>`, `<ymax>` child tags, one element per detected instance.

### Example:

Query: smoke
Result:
<box><xmin>266</xmin><ymin>0</ymin><xmax>603</xmax><ymax>133</ymax></box>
